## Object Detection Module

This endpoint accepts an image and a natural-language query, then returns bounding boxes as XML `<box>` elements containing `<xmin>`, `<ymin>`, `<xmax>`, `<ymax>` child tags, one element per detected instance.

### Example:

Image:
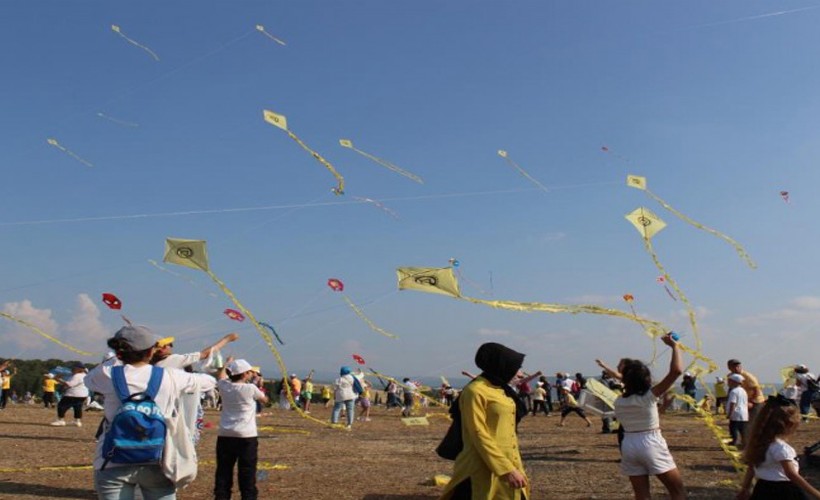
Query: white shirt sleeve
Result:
<box><xmin>252</xmin><ymin>385</ymin><xmax>265</xmax><ymax>401</ymax></box>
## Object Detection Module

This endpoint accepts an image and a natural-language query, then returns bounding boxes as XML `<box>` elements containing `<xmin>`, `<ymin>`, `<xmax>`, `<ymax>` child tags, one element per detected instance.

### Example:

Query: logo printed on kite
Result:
<box><xmin>414</xmin><ymin>276</ymin><xmax>438</xmax><ymax>286</ymax></box>
<box><xmin>637</xmin><ymin>216</ymin><xmax>652</xmax><ymax>227</ymax></box>
<box><xmin>176</xmin><ymin>247</ymin><xmax>194</xmax><ymax>259</ymax></box>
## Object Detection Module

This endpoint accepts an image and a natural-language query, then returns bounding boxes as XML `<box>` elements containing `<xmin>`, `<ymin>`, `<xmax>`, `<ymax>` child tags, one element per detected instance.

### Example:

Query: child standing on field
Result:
<box><xmin>727</xmin><ymin>374</ymin><xmax>748</xmax><ymax>448</ymax></box>
<box><xmin>558</xmin><ymin>385</ymin><xmax>593</xmax><ymax>427</ymax></box>
<box><xmin>737</xmin><ymin>395</ymin><xmax>820</xmax><ymax>499</ymax></box>
<box><xmin>214</xmin><ymin>358</ymin><xmax>270</xmax><ymax>500</ymax></box>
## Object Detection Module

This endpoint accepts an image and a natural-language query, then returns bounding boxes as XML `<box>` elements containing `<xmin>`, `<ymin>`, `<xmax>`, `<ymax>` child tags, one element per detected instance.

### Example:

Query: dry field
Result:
<box><xmin>0</xmin><ymin>403</ymin><xmax>818</xmax><ymax>499</ymax></box>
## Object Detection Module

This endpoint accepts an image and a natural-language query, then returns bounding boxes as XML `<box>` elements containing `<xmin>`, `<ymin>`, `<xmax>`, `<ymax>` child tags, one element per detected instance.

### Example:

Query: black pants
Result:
<box><xmin>532</xmin><ymin>400</ymin><xmax>550</xmax><ymax>415</ymax></box>
<box><xmin>43</xmin><ymin>392</ymin><xmax>55</xmax><ymax>408</ymax></box>
<box><xmin>750</xmin><ymin>479</ymin><xmax>807</xmax><ymax>499</ymax></box>
<box><xmin>215</xmin><ymin>436</ymin><xmax>259</xmax><ymax>500</ymax></box>
<box><xmin>57</xmin><ymin>396</ymin><xmax>84</xmax><ymax>419</ymax></box>
<box><xmin>0</xmin><ymin>390</ymin><xmax>9</xmax><ymax>409</ymax></box>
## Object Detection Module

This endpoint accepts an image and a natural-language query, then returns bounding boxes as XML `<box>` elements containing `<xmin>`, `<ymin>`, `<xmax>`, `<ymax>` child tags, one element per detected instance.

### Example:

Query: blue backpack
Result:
<box><xmin>101</xmin><ymin>366</ymin><xmax>166</xmax><ymax>469</ymax></box>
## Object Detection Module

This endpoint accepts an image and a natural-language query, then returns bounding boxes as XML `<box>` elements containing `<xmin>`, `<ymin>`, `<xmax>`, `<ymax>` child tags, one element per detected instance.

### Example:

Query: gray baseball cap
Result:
<box><xmin>113</xmin><ymin>325</ymin><xmax>160</xmax><ymax>351</ymax></box>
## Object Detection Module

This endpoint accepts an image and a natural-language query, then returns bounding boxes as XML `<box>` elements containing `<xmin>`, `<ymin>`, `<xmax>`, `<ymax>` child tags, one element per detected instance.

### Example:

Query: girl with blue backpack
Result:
<box><xmin>85</xmin><ymin>325</ymin><xmax>216</xmax><ymax>500</ymax></box>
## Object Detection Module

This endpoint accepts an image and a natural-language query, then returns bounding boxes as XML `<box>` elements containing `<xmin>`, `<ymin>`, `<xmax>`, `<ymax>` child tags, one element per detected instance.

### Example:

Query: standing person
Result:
<box><xmin>539</xmin><ymin>375</ymin><xmax>554</xmax><ymax>412</ymax></box>
<box><xmin>727</xmin><ymin>374</ymin><xmax>749</xmax><ymax>449</ymax></box>
<box><xmin>0</xmin><ymin>366</ymin><xmax>16</xmax><ymax>409</ymax></box>
<box><xmin>50</xmin><ymin>364</ymin><xmax>88</xmax><ymax>427</ymax></box>
<box><xmin>737</xmin><ymin>395</ymin><xmax>820</xmax><ymax>500</ymax></box>
<box><xmin>531</xmin><ymin>382</ymin><xmax>550</xmax><ymax>416</ymax></box>
<box><xmin>727</xmin><ymin>359</ymin><xmax>765</xmax><ymax>420</ymax></box>
<box><xmin>85</xmin><ymin>325</ymin><xmax>217</xmax><ymax>500</ymax></box>
<box><xmin>214</xmin><ymin>358</ymin><xmax>269</xmax><ymax>500</ymax></box>
<box><xmin>614</xmin><ymin>333</ymin><xmax>685</xmax><ymax>500</ymax></box>
<box><xmin>794</xmin><ymin>364</ymin><xmax>818</xmax><ymax>423</ymax></box>
<box><xmin>385</xmin><ymin>380</ymin><xmax>400</xmax><ymax>409</ymax></box>
<box><xmin>573</xmin><ymin>373</ymin><xmax>587</xmax><ymax>399</ymax></box>
<box><xmin>516</xmin><ymin>377</ymin><xmax>532</xmax><ymax>413</ymax></box>
<box><xmin>714</xmin><ymin>377</ymin><xmax>728</xmax><ymax>415</ymax></box>
<box><xmin>289</xmin><ymin>374</ymin><xmax>302</xmax><ymax>409</ymax></box>
<box><xmin>401</xmin><ymin>378</ymin><xmax>416</xmax><ymax>417</ymax></box>
<box><xmin>302</xmin><ymin>375</ymin><xmax>314</xmax><ymax>414</ymax></box>
<box><xmin>321</xmin><ymin>384</ymin><xmax>332</xmax><ymax>408</ymax></box>
<box><xmin>151</xmin><ymin>333</ymin><xmax>238</xmax><ymax>370</ymax></box>
<box><xmin>557</xmin><ymin>386</ymin><xmax>593</xmax><ymax>427</ymax></box>
<box><xmin>43</xmin><ymin>373</ymin><xmax>57</xmax><ymax>408</ymax></box>
<box><xmin>680</xmin><ymin>373</ymin><xmax>697</xmax><ymax>412</ymax></box>
<box><xmin>331</xmin><ymin>366</ymin><xmax>362</xmax><ymax>428</ymax></box>
<box><xmin>358</xmin><ymin>380</ymin><xmax>372</xmax><ymax>422</ymax></box>
<box><xmin>440</xmin><ymin>342</ymin><xmax>529</xmax><ymax>500</ymax></box>
<box><xmin>554</xmin><ymin>373</ymin><xmax>567</xmax><ymax>407</ymax></box>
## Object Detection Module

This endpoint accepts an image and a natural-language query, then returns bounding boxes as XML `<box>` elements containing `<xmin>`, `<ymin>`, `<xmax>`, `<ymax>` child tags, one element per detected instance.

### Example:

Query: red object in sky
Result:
<box><xmin>352</xmin><ymin>354</ymin><xmax>366</xmax><ymax>365</ymax></box>
<box><xmin>224</xmin><ymin>309</ymin><xmax>245</xmax><ymax>322</ymax></box>
<box><xmin>622</xmin><ymin>294</ymin><xmax>634</xmax><ymax>302</ymax></box>
<box><xmin>327</xmin><ymin>278</ymin><xmax>344</xmax><ymax>292</ymax></box>
<box><xmin>101</xmin><ymin>293</ymin><xmax>122</xmax><ymax>310</ymax></box>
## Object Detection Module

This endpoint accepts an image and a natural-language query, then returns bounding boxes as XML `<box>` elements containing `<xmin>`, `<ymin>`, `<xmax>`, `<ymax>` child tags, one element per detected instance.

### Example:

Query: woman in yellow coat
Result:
<box><xmin>441</xmin><ymin>342</ymin><xmax>530</xmax><ymax>500</ymax></box>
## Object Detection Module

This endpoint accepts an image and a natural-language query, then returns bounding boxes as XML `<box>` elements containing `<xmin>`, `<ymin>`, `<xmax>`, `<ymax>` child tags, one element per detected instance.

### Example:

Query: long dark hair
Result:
<box><xmin>621</xmin><ymin>360</ymin><xmax>652</xmax><ymax>397</ymax></box>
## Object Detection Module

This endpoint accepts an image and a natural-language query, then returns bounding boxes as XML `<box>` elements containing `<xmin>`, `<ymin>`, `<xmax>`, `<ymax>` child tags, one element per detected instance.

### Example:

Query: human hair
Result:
<box><xmin>742</xmin><ymin>395</ymin><xmax>801</xmax><ymax>467</ymax></box>
<box><xmin>106</xmin><ymin>337</ymin><xmax>153</xmax><ymax>365</ymax></box>
<box><xmin>229</xmin><ymin>372</ymin><xmax>246</xmax><ymax>382</ymax></box>
<box><xmin>621</xmin><ymin>360</ymin><xmax>652</xmax><ymax>397</ymax></box>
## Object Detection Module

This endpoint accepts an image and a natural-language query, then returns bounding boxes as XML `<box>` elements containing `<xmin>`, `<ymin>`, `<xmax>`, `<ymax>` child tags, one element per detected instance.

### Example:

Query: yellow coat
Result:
<box><xmin>440</xmin><ymin>376</ymin><xmax>529</xmax><ymax>500</ymax></box>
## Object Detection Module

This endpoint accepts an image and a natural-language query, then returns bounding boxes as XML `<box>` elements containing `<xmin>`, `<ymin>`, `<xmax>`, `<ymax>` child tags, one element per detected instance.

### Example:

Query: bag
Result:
<box><xmin>102</xmin><ymin>366</ymin><xmax>166</xmax><ymax>469</ymax></box>
<box><xmin>436</xmin><ymin>398</ymin><xmax>463</xmax><ymax>460</ymax></box>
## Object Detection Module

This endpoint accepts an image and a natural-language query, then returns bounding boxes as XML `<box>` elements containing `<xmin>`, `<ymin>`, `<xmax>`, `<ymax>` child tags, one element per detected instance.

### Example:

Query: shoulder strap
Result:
<box><xmin>144</xmin><ymin>367</ymin><xmax>164</xmax><ymax>400</ymax></box>
<box><xmin>111</xmin><ymin>366</ymin><xmax>130</xmax><ymax>403</ymax></box>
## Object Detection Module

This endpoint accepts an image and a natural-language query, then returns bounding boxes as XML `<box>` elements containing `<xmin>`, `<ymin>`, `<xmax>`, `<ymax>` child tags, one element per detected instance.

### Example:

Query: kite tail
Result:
<box><xmin>671</xmin><ymin>393</ymin><xmax>745</xmax><ymax>474</ymax></box>
<box><xmin>203</xmin><ymin>270</ymin><xmax>346</xmax><ymax>429</ymax></box>
<box><xmin>286</xmin><ymin>131</ymin><xmax>345</xmax><ymax>194</ymax></box>
<box><xmin>118</xmin><ymin>33</ymin><xmax>160</xmax><ymax>61</ymax></box>
<box><xmin>341</xmin><ymin>296</ymin><xmax>398</xmax><ymax>339</ymax></box>
<box><xmin>646</xmin><ymin>189</ymin><xmax>756</xmax><ymax>269</ymax></box>
<box><xmin>643</xmin><ymin>238</ymin><xmax>703</xmax><ymax>352</ymax></box>
<box><xmin>500</xmin><ymin>156</ymin><xmax>550</xmax><ymax>193</ymax></box>
<box><xmin>0</xmin><ymin>312</ymin><xmax>95</xmax><ymax>356</ymax></box>
<box><xmin>351</xmin><ymin>147</ymin><xmax>424</xmax><ymax>184</ymax></box>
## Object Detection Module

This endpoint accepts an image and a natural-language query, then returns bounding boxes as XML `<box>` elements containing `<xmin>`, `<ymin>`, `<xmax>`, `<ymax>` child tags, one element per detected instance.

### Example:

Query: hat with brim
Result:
<box><xmin>728</xmin><ymin>374</ymin><xmax>744</xmax><ymax>383</ymax></box>
<box><xmin>113</xmin><ymin>325</ymin><xmax>160</xmax><ymax>351</ymax></box>
<box><xmin>227</xmin><ymin>359</ymin><xmax>253</xmax><ymax>376</ymax></box>
<box><xmin>156</xmin><ymin>337</ymin><xmax>175</xmax><ymax>348</ymax></box>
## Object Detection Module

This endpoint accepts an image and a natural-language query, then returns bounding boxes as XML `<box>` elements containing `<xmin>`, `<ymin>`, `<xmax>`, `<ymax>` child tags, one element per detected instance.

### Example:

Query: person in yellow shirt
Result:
<box><xmin>440</xmin><ymin>342</ymin><xmax>529</xmax><ymax>500</ymax></box>
<box><xmin>302</xmin><ymin>376</ymin><xmax>314</xmax><ymax>413</ymax></box>
<box><xmin>42</xmin><ymin>373</ymin><xmax>57</xmax><ymax>408</ymax></box>
<box><xmin>0</xmin><ymin>367</ymin><xmax>15</xmax><ymax>409</ymax></box>
<box><xmin>321</xmin><ymin>384</ymin><xmax>332</xmax><ymax>408</ymax></box>
<box><xmin>714</xmin><ymin>377</ymin><xmax>728</xmax><ymax>415</ymax></box>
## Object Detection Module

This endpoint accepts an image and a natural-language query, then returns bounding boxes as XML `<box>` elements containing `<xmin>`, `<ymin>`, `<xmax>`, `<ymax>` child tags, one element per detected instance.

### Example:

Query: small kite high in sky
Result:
<box><xmin>396</xmin><ymin>266</ymin><xmax>669</xmax><ymax>338</ymax></box>
<box><xmin>352</xmin><ymin>354</ymin><xmax>366</xmax><ymax>365</ymax></box>
<box><xmin>101</xmin><ymin>293</ymin><xmax>122</xmax><ymax>310</ymax></box>
<box><xmin>352</xmin><ymin>196</ymin><xmax>399</xmax><ymax>219</ymax></box>
<box><xmin>162</xmin><ymin>237</ymin><xmax>341</xmax><ymax>429</ymax></box>
<box><xmin>97</xmin><ymin>112</ymin><xmax>139</xmax><ymax>128</ymax></box>
<box><xmin>780</xmin><ymin>190</ymin><xmax>790</xmax><ymax>203</ymax></box>
<box><xmin>656</xmin><ymin>275</ymin><xmax>677</xmax><ymax>301</ymax></box>
<box><xmin>263</xmin><ymin>110</ymin><xmax>345</xmax><ymax>195</ymax></box>
<box><xmin>627</xmin><ymin>174</ymin><xmax>755</xmax><ymax>268</ymax></box>
<box><xmin>224</xmin><ymin>309</ymin><xmax>245</xmax><ymax>322</ymax></box>
<box><xmin>497</xmin><ymin>150</ymin><xmax>549</xmax><ymax>193</ymax></box>
<box><xmin>111</xmin><ymin>25</ymin><xmax>160</xmax><ymax>61</ymax></box>
<box><xmin>46</xmin><ymin>138</ymin><xmax>94</xmax><ymax>167</ymax></box>
<box><xmin>339</xmin><ymin>139</ymin><xmax>423</xmax><ymax>184</ymax></box>
<box><xmin>255</xmin><ymin>24</ymin><xmax>286</xmax><ymax>46</ymax></box>
<box><xmin>327</xmin><ymin>278</ymin><xmax>397</xmax><ymax>339</ymax></box>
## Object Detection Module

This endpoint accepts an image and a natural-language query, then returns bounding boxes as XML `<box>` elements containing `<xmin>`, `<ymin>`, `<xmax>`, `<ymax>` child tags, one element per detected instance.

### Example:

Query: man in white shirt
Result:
<box><xmin>726</xmin><ymin>374</ymin><xmax>749</xmax><ymax>448</ymax></box>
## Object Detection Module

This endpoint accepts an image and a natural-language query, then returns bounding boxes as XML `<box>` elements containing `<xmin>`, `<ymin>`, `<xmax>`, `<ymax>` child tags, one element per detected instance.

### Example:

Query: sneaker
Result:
<box><xmin>50</xmin><ymin>420</ymin><xmax>66</xmax><ymax>426</ymax></box>
<box><xmin>74</xmin><ymin>421</ymin><xmax>82</xmax><ymax>427</ymax></box>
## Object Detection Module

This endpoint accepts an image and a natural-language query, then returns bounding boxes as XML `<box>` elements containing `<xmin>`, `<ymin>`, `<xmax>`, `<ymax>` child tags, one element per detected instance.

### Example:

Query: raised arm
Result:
<box><xmin>201</xmin><ymin>333</ymin><xmax>239</xmax><ymax>360</ymax></box>
<box><xmin>651</xmin><ymin>333</ymin><xmax>683</xmax><ymax>398</ymax></box>
<box><xmin>595</xmin><ymin>359</ymin><xmax>622</xmax><ymax>380</ymax></box>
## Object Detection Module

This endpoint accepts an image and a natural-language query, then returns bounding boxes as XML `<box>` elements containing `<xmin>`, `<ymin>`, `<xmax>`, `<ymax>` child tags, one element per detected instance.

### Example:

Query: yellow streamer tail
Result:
<box><xmin>341</xmin><ymin>295</ymin><xmax>398</xmax><ymax>339</ymax></box>
<box><xmin>286</xmin><ymin>131</ymin><xmax>345</xmax><ymax>195</ymax></box>
<box><xmin>115</xmin><ymin>31</ymin><xmax>160</xmax><ymax>61</ymax></box>
<box><xmin>350</xmin><ymin>147</ymin><xmax>423</xmax><ymax>184</ymax></box>
<box><xmin>0</xmin><ymin>312</ymin><xmax>95</xmax><ymax>356</ymax></box>
<box><xmin>499</xmin><ymin>155</ymin><xmax>550</xmax><ymax>193</ymax></box>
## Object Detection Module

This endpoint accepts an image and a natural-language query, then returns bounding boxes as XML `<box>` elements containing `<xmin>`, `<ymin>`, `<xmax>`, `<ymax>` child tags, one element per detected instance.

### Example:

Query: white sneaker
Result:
<box><xmin>74</xmin><ymin>421</ymin><xmax>82</xmax><ymax>427</ymax></box>
<box><xmin>50</xmin><ymin>420</ymin><xmax>66</xmax><ymax>426</ymax></box>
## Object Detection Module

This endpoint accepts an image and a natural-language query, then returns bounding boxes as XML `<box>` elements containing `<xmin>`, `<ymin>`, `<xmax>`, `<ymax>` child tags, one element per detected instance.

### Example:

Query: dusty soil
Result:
<box><xmin>0</xmin><ymin>403</ymin><xmax>817</xmax><ymax>499</ymax></box>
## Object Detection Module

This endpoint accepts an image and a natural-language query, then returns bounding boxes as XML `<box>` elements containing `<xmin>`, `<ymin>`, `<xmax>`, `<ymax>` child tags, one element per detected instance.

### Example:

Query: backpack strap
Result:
<box><xmin>144</xmin><ymin>367</ymin><xmax>164</xmax><ymax>400</ymax></box>
<box><xmin>111</xmin><ymin>366</ymin><xmax>130</xmax><ymax>403</ymax></box>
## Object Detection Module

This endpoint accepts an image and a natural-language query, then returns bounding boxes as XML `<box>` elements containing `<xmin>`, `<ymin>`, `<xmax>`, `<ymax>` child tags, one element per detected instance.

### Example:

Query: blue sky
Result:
<box><xmin>2</xmin><ymin>1</ymin><xmax>820</xmax><ymax>385</ymax></box>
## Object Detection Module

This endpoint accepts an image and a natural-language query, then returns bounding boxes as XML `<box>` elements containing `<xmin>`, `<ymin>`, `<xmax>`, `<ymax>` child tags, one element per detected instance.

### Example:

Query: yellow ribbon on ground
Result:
<box><xmin>0</xmin><ymin>464</ymin><xmax>92</xmax><ymax>473</ymax></box>
<box><xmin>111</xmin><ymin>25</ymin><xmax>160</xmax><ymax>61</ymax></box>
<box><xmin>0</xmin><ymin>312</ymin><xmax>95</xmax><ymax>356</ymax></box>
<box><xmin>339</xmin><ymin>139</ymin><xmax>423</xmax><ymax>184</ymax></box>
<box><xmin>258</xmin><ymin>426</ymin><xmax>311</xmax><ymax>435</ymax></box>
<box><xmin>46</xmin><ymin>138</ymin><xmax>94</xmax><ymax>167</ymax></box>
<box><xmin>340</xmin><ymin>295</ymin><xmax>398</xmax><ymax>339</ymax></box>
<box><xmin>163</xmin><ymin>237</ymin><xmax>344</xmax><ymax>430</ymax></box>
<box><xmin>497</xmin><ymin>150</ymin><xmax>550</xmax><ymax>193</ymax></box>
<box><xmin>627</xmin><ymin>174</ymin><xmax>756</xmax><ymax>268</ymax></box>
<box><xmin>263</xmin><ymin>110</ymin><xmax>345</xmax><ymax>195</ymax></box>
<box><xmin>672</xmin><ymin>393</ymin><xmax>745</xmax><ymax>474</ymax></box>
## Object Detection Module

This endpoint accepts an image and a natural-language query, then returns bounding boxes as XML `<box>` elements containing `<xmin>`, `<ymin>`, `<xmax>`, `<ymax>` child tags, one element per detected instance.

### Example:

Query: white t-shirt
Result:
<box><xmin>727</xmin><ymin>386</ymin><xmax>749</xmax><ymax>422</ymax></box>
<box><xmin>755</xmin><ymin>438</ymin><xmax>798</xmax><ymax>482</ymax></box>
<box><xmin>796</xmin><ymin>372</ymin><xmax>817</xmax><ymax>396</ymax></box>
<box><xmin>84</xmin><ymin>362</ymin><xmax>216</xmax><ymax>469</ymax></box>
<box><xmin>334</xmin><ymin>374</ymin><xmax>357</xmax><ymax>401</ymax></box>
<box><xmin>62</xmin><ymin>373</ymin><xmax>89</xmax><ymax>398</ymax></box>
<box><xmin>614</xmin><ymin>392</ymin><xmax>659</xmax><ymax>432</ymax></box>
<box><xmin>154</xmin><ymin>353</ymin><xmax>201</xmax><ymax>370</ymax></box>
<box><xmin>217</xmin><ymin>379</ymin><xmax>265</xmax><ymax>438</ymax></box>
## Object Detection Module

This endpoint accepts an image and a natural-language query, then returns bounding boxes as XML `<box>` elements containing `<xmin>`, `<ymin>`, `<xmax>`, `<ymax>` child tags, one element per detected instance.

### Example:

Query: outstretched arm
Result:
<box><xmin>201</xmin><ymin>333</ymin><xmax>239</xmax><ymax>359</ymax></box>
<box><xmin>595</xmin><ymin>359</ymin><xmax>622</xmax><ymax>380</ymax></box>
<box><xmin>652</xmin><ymin>333</ymin><xmax>683</xmax><ymax>398</ymax></box>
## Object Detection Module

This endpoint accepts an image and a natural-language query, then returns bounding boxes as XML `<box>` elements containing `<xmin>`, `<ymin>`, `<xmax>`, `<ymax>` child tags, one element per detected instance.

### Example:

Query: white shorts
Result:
<box><xmin>620</xmin><ymin>430</ymin><xmax>677</xmax><ymax>476</ymax></box>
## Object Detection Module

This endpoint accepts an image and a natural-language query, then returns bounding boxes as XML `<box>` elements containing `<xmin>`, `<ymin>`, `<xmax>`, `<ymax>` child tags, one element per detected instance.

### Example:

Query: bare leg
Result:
<box><xmin>628</xmin><ymin>475</ymin><xmax>651</xmax><ymax>500</ymax></box>
<box><xmin>656</xmin><ymin>468</ymin><xmax>685</xmax><ymax>500</ymax></box>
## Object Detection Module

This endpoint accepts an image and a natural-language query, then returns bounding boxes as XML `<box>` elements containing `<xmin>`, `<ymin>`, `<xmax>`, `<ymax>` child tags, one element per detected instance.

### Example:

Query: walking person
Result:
<box><xmin>331</xmin><ymin>366</ymin><xmax>362</xmax><ymax>428</ymax></box>
<box><xmin>43</xmin><ymin>373</ymin><xmax>57</xmax><ymax>409</ymax></box>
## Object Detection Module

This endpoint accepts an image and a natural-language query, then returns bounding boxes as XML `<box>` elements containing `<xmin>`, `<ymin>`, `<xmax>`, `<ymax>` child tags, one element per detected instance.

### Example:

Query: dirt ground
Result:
<box><xmin>0</xmin><ymin>403</ymin><xmax>817</xmax><ymax>499</ymax></box>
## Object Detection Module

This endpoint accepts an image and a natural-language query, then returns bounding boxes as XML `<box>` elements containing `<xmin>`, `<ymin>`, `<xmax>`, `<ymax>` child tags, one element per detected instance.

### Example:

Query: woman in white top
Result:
<box><xmin>85</xmin><ymin>325</ymin><xmax>216</xmax><ymax>500</ymax></box>
<box><xmin>51</xmin><ymin>364</ymin><xmax>89</xmax><ymax>427</ymax></box>
<box><xmin>614</xmin><ymin>333</ymin><xmax>685</xmax><ymax>500</ymax></box>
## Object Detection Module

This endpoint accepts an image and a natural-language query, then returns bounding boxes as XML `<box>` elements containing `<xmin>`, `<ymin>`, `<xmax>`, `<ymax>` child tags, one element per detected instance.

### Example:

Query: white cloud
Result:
<box><xmin>477</xmin><ymin>328</ymin><xmax>512</xmax><ymax>337</ymax></box>
<box><xmin>0</xmin><ymin>300</ymin><xmax>59</xmax><ymax>352</ymax></box>
<box><xmin>737</xmin><ymin>296</ymin><xmax>820</xmax><ymax>326</ymax></box>
<box><xmin>792</xmin><ymin>296</ymin><xmax>820</xmax><ymax>310</ymax></box>
<box><xmin>65</xmin><ymin>293</ymin><xmax>109</xmax><ymax>349</ymax></box>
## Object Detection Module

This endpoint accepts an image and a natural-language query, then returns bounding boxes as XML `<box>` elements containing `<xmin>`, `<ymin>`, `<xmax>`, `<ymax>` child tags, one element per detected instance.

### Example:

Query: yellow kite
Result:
<box><xmin>397</xmin><ymin>267</ymin><xmax>461</xmax><ymax>298</ymax></box>
<box><xmin>625</xmin><ymin>207</ymin><xmax>666</xmax><ymax>240</ymax></box>
<box><xmin>163</xmin><ymin>238</ymin><xmax>210</xmax><ymax>272</ymax></box>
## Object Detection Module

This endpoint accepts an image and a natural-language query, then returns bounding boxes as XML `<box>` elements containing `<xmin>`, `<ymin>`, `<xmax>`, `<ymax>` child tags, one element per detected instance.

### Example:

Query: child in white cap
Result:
<box><xmin>727</xmin><ymin>373</ymin><xmax>749</xmax><ymax>448</ymax></box>
<box><xmin>214</xmin><ymin>358</ymin><xmax>269</xmax><ymax>500</ymax></box>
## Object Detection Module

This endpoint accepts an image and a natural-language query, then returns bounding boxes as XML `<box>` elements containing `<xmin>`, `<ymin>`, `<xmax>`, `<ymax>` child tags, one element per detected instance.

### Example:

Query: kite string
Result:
<box><xmin>341</xmin><ymin>295</ymin><xmax>398</xmax><ymax>339</ymax></box>
<box><xmin>202</xmin><ymin>270</ymin><xmax>344</xmax><ymax>429</ymax></box>
<box><xmin>0</xmin><ymin>312</ymin><xmax>95</xmax><ymax>357</ymax></box>
<box><xmin>645</xmin><ymin>189</ymin><xmax>756</xmax><ymax>269</ymax></box>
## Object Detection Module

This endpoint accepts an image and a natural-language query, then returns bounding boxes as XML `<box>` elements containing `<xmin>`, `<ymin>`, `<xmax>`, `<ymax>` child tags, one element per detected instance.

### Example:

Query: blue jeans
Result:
<box><xmin>800</xmin><ymin>390</ymin><xmax>817</xmax><ymax>418</ymax></box>
<box><xmin>94</xmin><ymin>465</ymin><xmax>176</xmax><ymax>500</ymax></box>
<box><xmin>331</xmin><ymin>399</ymin><xmax>355</xmax><ymax>426</ymax></box>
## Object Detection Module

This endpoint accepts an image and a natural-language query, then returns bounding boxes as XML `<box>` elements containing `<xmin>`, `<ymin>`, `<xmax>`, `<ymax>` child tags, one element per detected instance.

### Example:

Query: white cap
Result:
<box><xmin>226</xmin><ymin>359</ymin><xmax>253</xmax><ymax>376</ymax></box>
<box><xmin>728</xmin><ymin>374</ymin><xmax>744</xmax><ymax>383</ymax></box>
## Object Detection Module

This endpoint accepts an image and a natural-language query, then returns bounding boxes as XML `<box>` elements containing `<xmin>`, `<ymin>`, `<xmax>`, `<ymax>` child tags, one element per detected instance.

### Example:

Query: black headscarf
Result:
<box><xmin>474</xmin><ymin>342</ymin><xmax>528</xmax><ymax>425</ymax></box>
